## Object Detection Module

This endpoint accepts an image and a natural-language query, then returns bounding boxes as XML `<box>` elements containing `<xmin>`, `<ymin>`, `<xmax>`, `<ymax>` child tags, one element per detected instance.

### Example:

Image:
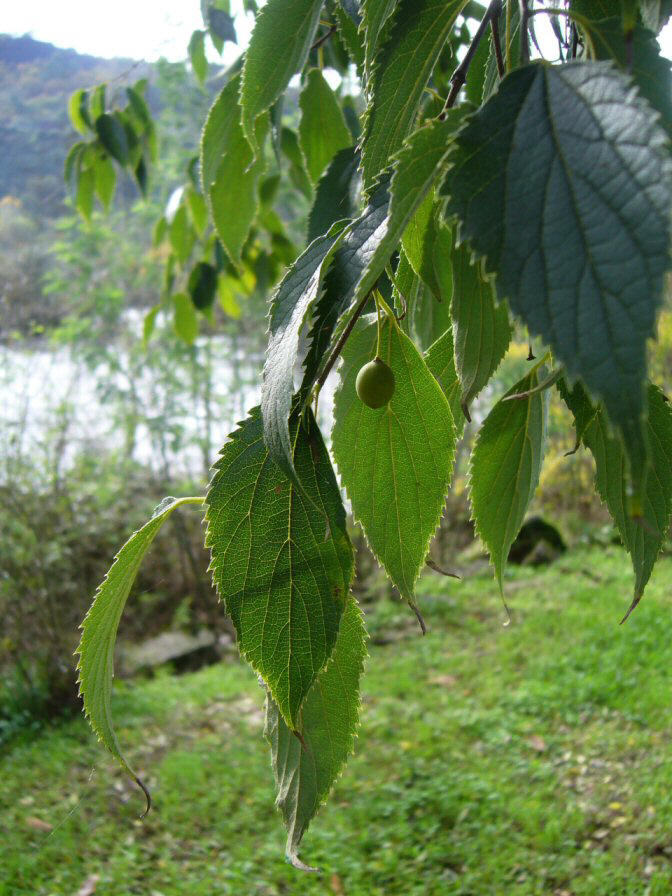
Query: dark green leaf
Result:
<box><xmin>450</xmin><ymin>244</ymin><xmax>510</xmax><ymax>411</ymax></box>
<box><xmin>304</xmin><ymin>114</ymin><xmax>462</xmax><ymax>392</ymax></box>
<box><xmin>572</xmin><ymin>1</ymin><xmax>672</xmax><ymax>137</ymax></box>
<box><xmin>298</xmin><ymin>69</ymin><xmax>352</xmax><ymax>184</ymax></box>
<box><xmin>333</xmin><ymin>1</ymin><xmax>365</xmax><ymax>68</ymax></box>
<box><xmin>208</xmin><ymin>6</ymin><xmax>237</xmax><ymax>42</ymax></box>
<box><xmin>206</xmin><ymin>408</ymin><xmax>353</xmax><ymax>728</ymax></box>
<box><xmin>445</xmin><ymin>62</ymin><xmax>672</xmax><ymax>496</ymax></box>
<box><xmin>266</xmin><ymin>596</ymin><xmax>366</xmax><ymax>870</ymax></box>
<box><xmin>240</xmin><ymin>0</ymin><xmax>324</xmax><ymax>153</ymax></box>
<box><xmin>188</xmin><ymin>261</ymin><xmax>218</xmax><ymax>310</ymax></box>
<box><xmin>361</xmin><ymin>0</ymin><xmax>467</xmax><ymax>190</ymax></box>
<box><xmin>306</xmin><ymin>147</ymin><xmax>360</xmax><ymax>243</ymax></box>
<box><xmin>583</xmin><ymin>384</ymin><xmax>672</xmax><ymax>616</ymax></box>
<box><xmin>95</xmin><ymin>113</ymin><xmax>129</xmax><ymax>165</ymax></box>
<box><xmin>469</xmin><ymin>369</ymin><xmax>547</xmax><ymax>591</ymax></box>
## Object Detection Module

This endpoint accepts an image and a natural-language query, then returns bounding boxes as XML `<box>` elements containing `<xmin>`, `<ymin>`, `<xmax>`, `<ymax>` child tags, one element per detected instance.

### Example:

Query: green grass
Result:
<box><xmin>3</xmin><ymin>545</ymin><xmax>672</xmax><ymax>895</ymax></box>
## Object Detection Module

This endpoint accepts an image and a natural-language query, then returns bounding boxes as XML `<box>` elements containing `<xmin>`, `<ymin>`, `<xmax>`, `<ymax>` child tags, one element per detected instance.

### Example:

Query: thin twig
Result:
<box><xmin>311</xmin><ymin>23</ymin><xmax>336</xmax><ymax>51</ymax></box>
<box><xmin>314</xmin><ymin>290</ymin><xmax>372</xmax><ymax>392</ymax></box>
<box><xmin>491</xmin><ymin>4</ymin><xmax>506</xmax><ymax>78</ymax></box>
<box><xmin>519</xmin><ymin>0</ymin><xmax>531</xmax><ymax>64</ymax></box>
<box><xmin>440</xmin><ymin>0</ymin><xmax>502</xmax><ymax>117</ymax></box>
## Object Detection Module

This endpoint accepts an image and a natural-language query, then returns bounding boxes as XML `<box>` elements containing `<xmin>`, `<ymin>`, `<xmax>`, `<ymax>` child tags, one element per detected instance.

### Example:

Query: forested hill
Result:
<box><xmin>0</xmin><ymin>35</ymin><xmax>147</xmax><ymax>217</ymax></box>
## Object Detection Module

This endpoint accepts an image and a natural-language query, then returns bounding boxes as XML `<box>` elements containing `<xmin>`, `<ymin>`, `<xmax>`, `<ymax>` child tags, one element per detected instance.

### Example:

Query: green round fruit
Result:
<box><xmin>355</xmin><ymin>358</ymin><xmax>395</xmax><ymax>409</ymax></box>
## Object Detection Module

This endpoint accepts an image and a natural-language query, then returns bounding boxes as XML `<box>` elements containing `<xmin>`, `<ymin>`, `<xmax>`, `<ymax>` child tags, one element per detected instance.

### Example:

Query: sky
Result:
<box><xmin>3</xmin><ymin>1</ymin><xmax>672</xmax><ymax>67</ymax></box>
<box><xmin>2</xmin><ymin>0</ymin><xmax>252</xmax><ymax>62</ymax></box>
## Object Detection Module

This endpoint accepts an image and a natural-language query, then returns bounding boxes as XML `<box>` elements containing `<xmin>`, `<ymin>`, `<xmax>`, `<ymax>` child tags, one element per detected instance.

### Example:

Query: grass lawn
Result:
<box><xmin>4</xmin><ymin>545</ymin><xmax>672</xmax><ymax>895</ymax></box>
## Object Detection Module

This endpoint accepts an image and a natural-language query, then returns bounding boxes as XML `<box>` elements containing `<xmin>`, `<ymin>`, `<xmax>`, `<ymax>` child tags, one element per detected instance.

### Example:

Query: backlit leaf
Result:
<box><xmin>469</xmin><ymin>369</ymin><xmax>547</xmax><ymax>591</ymax></box>
<box><xmin>77</xmin><ymin>497</ymin><xmax>204</xmax><ymax>810</ymax></box>
<box><xmin>450</xmin><ymin>244</ymin><xmax>511</xmax><ymax>411</ymax></box>
<box><xmin>266</xmin><ymin>596</ymin><xmax>366</xmax><ymax>870</ymax></box>
<box><xmin>206</xmin><ymin>408</ymin><xmax>353</xmax><ymax>728</ymax></box>
<box><xmin>332</xmin><ymin>314</ymin><xmax>455</xmax><ymax>605</ymax></box>
<box><xmin>361</xmin><ymin>0</ymin><xmax>467</xmax><ymax>190</ymax></box>
<box><xmin>240</xmin><ymin>0</ymin><xmax>324</xmax><ymax>154</ymax></box>
<box><xmin>298</xmin><ymin>69</ymin><xmax>352</xmax><ymax>184</ymax></box>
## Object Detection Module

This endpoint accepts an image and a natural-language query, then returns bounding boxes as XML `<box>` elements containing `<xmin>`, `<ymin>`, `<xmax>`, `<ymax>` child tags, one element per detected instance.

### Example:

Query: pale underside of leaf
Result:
<box><xmin>332</xmin><ymin>315</ymin><xmax>456</xmax><ymax>605</ymax></box>
<box><xmin>205</xmin><ymin>408</ymin><xmax>353</xmax><ymax>728</ymax></box>
<box><xmin>265</xmin><ymin>596</ymin><xmax>367</xmax><ymax>870</ymax></box>
<box><xmin>261</xmin><ymin>229</ymin><xmax>344</xmax><ymax>481</ymax></box>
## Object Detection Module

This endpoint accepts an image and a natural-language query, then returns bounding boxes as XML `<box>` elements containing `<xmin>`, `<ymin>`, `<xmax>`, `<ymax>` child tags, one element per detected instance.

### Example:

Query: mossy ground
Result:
<box><xmin>3</xmin><ymin>545</ymin><xmax>672</xmax><ymax>895</ymax></box>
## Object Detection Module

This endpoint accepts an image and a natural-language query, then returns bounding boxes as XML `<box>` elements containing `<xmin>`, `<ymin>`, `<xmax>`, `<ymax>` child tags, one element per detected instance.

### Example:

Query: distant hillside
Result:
<box><xmin>0</xmin><ymin>35</ymin><xmax>149</xmax><ymax>217</ymax></box>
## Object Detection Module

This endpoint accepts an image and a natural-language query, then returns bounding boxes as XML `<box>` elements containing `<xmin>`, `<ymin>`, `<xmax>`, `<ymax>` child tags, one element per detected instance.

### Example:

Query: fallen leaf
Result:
<box><xmin>528</xmin><ymin>735</ymin><xmax>547</xmax><ymax>753</ymax></box>
<box><xmin>75</xmin><ymin>874</ymin><xmax>100</xmax><ymax>896</ymax></box>
<box><xmin>25</xmin><ymin>816</ymin><xmax>52</xmax><ymax>832</ymax></box>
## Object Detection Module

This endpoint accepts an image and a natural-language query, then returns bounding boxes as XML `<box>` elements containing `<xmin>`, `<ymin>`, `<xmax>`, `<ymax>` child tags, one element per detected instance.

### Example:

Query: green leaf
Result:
<box><xmin>90</xmin><ymin>85</ymin><xmax>107</xmax><ymax>123</ymax></box>
<box><xmin>298</xmin><ymin>69</ymin><xmax>352</xmax><ymax>184</ymax></box>
<box><xmin>186</xmin><ymin>189</ymin><xmax>209</xmax><ymax>237</ymax></box>
<box><xmin>68</xmin><ymin>88</ymin><xmax>91</xmax><ymax>135</ymax></box>
<box><xmin>206</xmin><ymin>408</ymin><xmax>353</xmax><ymax>728</ymax></box>
<box><xmin>201</xmin><ymin>76</ymin><xmax>269</xmax><ymax>261</ymax></box>
<box><xmin>582</xmin><ymin>384</ymin><xmax>672</xmax><ymax>617</ymax></box>
<box><xmin>445</xmin><ymin>62</ymin><xmax>672</xmax><ymax>495</ymax></box>
<box><xmin>332</xmin><ymin>314</ymin><xmax>456</xmax><ymax>606</ymax></box>
<box><xmin>265</xmin><ymin>596</ymin><xmax>366</xmax><ymax>870</ymax></box>
<box><xmin>361</xmin><ymin>0</ymin><xmax>467</xmax><ymax>190</ymax></box>
<box><xmin>77</xmin><ymin>496</ymin><xmax>204</xmax><ymax>810</ymax></box>
<box><xmin>333</xmin><ymin>1</ymin><xmax>365</xmax><ymax>69</ymax></box>
<box><xmin>361</xmin><ymin>0</ymin><xmax>397</xmax><ymax>82</ymax></box>
<box><xmin>173</xmin><ymin>292</ymin><xmax>199</xmax><ymax>344</ymax></box>
<box><xmin>169</xmin><ymin>204</ymin><xmax>196</xmax><ymax>266</ymax></box>
<box><xmin>306</xmin><ymin>147</ymin><xmax>360</xmax><ymax>243</ymax></box>
<box><xmin>188</xmin><ymin>261</ymin><xmax>218</xmax><ymax>311</ymax></box>
<box><xmin>261</xmin><ymin>229</ymin><xmax>344</xmax><ymax>481</ymax></box>
<box><xmin>189</xmin><ymin>29</ymin><xmax>208</xmax><ymax>85</ymax></box>
<box><xmin>401</xmin><ymin>192</ymin><xmax>441</xmax><ymax>299</ymax></box>
<box><xmin>450</xmin><ymin>244</ymin><xmax>510</xmax><ymax>412</ymax></box>
<box><xmin>94</xmin><ymin>153</ymin><xmax>116</xmax><ymax>211</ymax></box>
<box><xmin>303</xmin><ymin>114</ymin><xmax>463</xmax><ymax>392</ymax></box>
<box><xmin>76</xmin><ymin>165</ymin><xmax>95</xmax><ymax>221</ymax></box>
<box><xmin>64</xmin><ymin>142</ymin><xmax>85</xmax><ymax>184</ymax></box>
<box><xmin>240</xmin><ymin>0</ymin><xmax>324</xmax><ymax>154</ymax></box>
<box><xmin>571</xmin><ymin>1</ymin><xmax>672</xmax><ymax>137</ymax></box>
<box><xmin>143</xmin><ymin>304</ymin><xmax>161</xmax><ymax>346</ymax></box>
<box><xmin>424</xmin><ymin>325</ymin><xmax>464</xmax><ymax>438</ymax></box>
<box><xmin>469</xmin><ymin>369</ymin><xmax>547</xmax><ymax>592</ymax></box>
<box><xmin>556</xmin><ymin>376</ymin><xmax>599</xmax><ymax>453</ymax></box>
<box><xmin>94</xmin><ymin>113</ymin><xmax>129</xmax><ymax>166</ymax></box>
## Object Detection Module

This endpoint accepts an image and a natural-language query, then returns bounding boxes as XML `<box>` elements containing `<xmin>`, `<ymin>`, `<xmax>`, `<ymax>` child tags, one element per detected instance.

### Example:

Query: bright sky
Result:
<box><xmin>3</xmin><ymin>1</ymin><xmax>672</xmax><ymax>67</ymax></box>
<box><xmin>2</xmin><ymin>0</ymin><xmax>252</xmax><ymax>62</ymax></box>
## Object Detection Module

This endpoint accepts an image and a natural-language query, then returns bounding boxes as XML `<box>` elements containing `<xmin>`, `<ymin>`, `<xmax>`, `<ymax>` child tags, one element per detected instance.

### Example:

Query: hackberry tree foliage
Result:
<box><xmin>71</xmin><ymin>0</ymin><xmax>672</xmax><ymax>870</ymax></box>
